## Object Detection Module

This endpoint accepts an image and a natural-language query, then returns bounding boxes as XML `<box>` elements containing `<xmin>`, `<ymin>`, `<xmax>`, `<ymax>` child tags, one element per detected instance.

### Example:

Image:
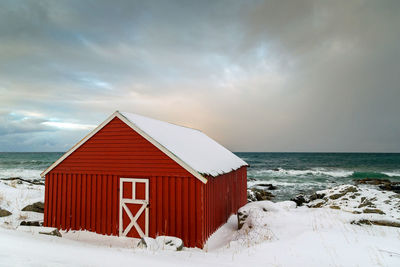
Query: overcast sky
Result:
<box><xmin>1</xmin><ymin>0</ymin><xmax>399</xmax><ymax>152</ymax></box>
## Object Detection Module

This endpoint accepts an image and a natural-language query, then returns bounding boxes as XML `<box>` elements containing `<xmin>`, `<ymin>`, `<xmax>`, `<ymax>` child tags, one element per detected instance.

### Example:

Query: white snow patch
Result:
<box><xmin>0</xmin><ymin>179</ymin><xmax>44</xmax><ymax>228</ymax></box>
<box><xmin>138</xmin><ymin>236</ymin><xmax>184</xmax><ymax>251</ymax></box>
<box><xmin>308</xmin><ymin>184</ymin><xmax>400</xmax><ymax>222</ymax></box>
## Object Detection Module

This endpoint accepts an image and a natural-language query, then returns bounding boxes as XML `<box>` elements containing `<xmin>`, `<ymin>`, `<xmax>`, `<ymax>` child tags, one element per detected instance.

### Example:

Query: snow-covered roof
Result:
<box><xmin>119</xmin><ymin>112</ymin><xmax>248</xmax><ymax>179</ymax></box>
<box><xmin>41</xmin><ymin>111</ymin><xmax>248</xmax><ymax>182</ymax></box>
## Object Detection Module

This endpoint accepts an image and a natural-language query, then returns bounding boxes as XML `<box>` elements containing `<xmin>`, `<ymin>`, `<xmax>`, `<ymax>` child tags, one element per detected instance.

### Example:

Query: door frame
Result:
<box><xmin>119</xmin><ymin>178</ymin><xmax>149</xmax><ymax>238</ymax></box>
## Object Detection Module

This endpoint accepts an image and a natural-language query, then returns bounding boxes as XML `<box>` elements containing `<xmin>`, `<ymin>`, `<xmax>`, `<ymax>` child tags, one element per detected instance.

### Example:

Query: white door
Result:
<box><xmin>119</xmin><ymin>178</ymin><xmax>149</xmax><ymax>238</ymax></box>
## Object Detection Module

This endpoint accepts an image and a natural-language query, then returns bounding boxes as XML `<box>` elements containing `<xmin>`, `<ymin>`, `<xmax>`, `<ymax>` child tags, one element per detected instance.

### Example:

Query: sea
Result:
<box><xmin>1</xmin><ymin>152</ymin><xmax>399</xmax><ymax>201</ymax></box>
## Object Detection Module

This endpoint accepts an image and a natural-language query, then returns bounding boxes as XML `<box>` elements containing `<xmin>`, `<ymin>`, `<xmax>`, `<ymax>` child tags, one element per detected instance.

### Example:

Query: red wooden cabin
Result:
<box><xmin>41</xmin><ymin>111</ymin><xmax>248</xmax><ymax>248</ymax></box>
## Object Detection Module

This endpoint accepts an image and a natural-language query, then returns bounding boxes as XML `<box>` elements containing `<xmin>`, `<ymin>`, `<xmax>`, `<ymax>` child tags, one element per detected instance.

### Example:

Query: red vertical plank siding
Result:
<box><xmin>81</xmin><ymin>174</ymin><xmax>87</xmax><ymax>229</ymax></box>
<box><xmin>66</xmin><ymin>174</ymin><xmax>72</xmax><ymax>230</ymax></box>
<box><xmin>46</xmin><ymin>174</ymin><xmax>50</xmax><ymax>227</ymax></box>
<box><xmin>244</xmin><ymin>168</ymin><xmax>248</xmax><ymax>205</ymax></box>
<box><xmin>71</xmin><ymin>174</ymin><xmax>76</xmax><ymax>230</ymax></box>
<box><xmin>183</xmin><ymin>177</ymin><xmax>189</xmax><ymax>246</ymax></box>
<box><xmin>198</xmin><ymin>166</ymin><xmax>248</xmax><ymax>246</ymax></box>
<box><xmin>206</xmin><ymin>180</ymin><xmax>209</xmax><ymax>240</ymax></box>
<box><xmin>90</xmin><ymin>175</ymin><xmax>96</xmax><ymax>231</ymax></box>
<box><xmin>49</xmin><ymin>174</ymin><xmax>53</xmax><ymax>226</ymax></box>
<box><xmin>217</xmin><ymin>177</ymin><xmax>221</xmax><ymax>226</ymax></box>
<box><xmin>209</xmin><ymin>179</ymin><xmax>212</xmax><ymax>235</ymax></box>
<box><xmin>217</xmin><ymin>177</ymin><xmax>219</xmax><ymax>228</ymax></box>
<box><xmin>96</xmin><ymin>174</ymin><xmax>101</xmax><ymax>234</ymax></box>
<box><xmin>76</xmin><ymin>174</ymin><xmax>81</xmax><ymax>229</ymax></box>
<box><xmin>107</xmin><ymin>175</ymin><xmax>112</xmax><ymax>235</ymax></box>
<box><xmin>150</xmin><ymin>179</ymin><xmax>157</xmax><ymax>237</ymax></box>
<box><xmin>44</xmin><ymin>175</ymin><xmax>49</xmax><ymax>226</ymax></box>
<box><xmin>189</xmin><ymin>178</ymin><xmax>196</xmax><ymax>247</ymax></box>
<box><xmin>170</xmin><ymin>178</ymin><xmax>176</xmax><ymax>237</ymax></box>
<box><xmin>176</xmin><ymin>177</ymin><xmax>182</xmax><ymax>238</ymax></box>
<box><xmin>54</xmin><ymin>173</ymin><xmax>59</xmax><ymax>227</ymax></box>
<box><xmin>195</xmin><ymin>180</ymin><xmax>203</xmax><ymax>247</ymax></box>
<box><xmin>156</xmin><ymin>177</ymin><xmax>163</xmax><ymax>235</ymax></box>
<box><xmin>44</xmin><ymin>115</ymin><xmax>247</xmax><ymax>248</ymax></box>
<box><xmin>45</xmin><ymin>168</ymin><xmax>246</xmax><ymax>248</ymax></box>
<box><xmin>163</xmin><ymin>177</ymin><xmax>169</xmax><ymax>234</ymax></box>
<box><xmin>112</xmin><ymin>175</ymin><xmax>118</xmax><ymax>235</ymax></box>
<box><xmin>56</xmin><ymin>174</ymin><xmax>61</xmax><ymax>228</ymax></box>
<box><xmin>101</xmin><ymin>174</ymin><xmax>107</xmax><ymax>234</ymax></box>
<box><xmin>51</xmin><ymin>173</ymin><xmax>55</xmax><ymax>226</ymax></box>
<box><xmin>61</xmin><ymin>174</ymin><xmax>67</xmax><ymax>229</ymax></box>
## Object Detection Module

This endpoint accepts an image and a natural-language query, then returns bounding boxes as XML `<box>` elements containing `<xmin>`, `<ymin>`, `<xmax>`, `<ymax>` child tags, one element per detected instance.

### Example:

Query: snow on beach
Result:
<box><xmin>0</xmin><ymin>179</ymin><xmax>44</xmax><ymax>229</ymax></box>
<box><xmin>1</xmin><ymin>179</ymin><xmax>400</xmax><ymax>266</ymax></box>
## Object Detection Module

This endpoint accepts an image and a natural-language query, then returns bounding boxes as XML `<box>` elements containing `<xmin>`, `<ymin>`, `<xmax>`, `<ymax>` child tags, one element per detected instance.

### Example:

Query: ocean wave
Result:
<box><xmin>248</xmin><ymin>179</ymin><xmax>329</xmax><ymax>188</ymax></box>
<box><xmin>382</xmin><ymin>171</ymin><xmax>400</xmax><ymax>177</ymax></box>
<box><xmin>249</xmin><ymin>168</ymin><xmax>354</xmax><ymax>178</ymax></box>
<box><xmin>0</xmin><ymin>168</ymin><xmax>43</xmax><ymax>180</ymax></box>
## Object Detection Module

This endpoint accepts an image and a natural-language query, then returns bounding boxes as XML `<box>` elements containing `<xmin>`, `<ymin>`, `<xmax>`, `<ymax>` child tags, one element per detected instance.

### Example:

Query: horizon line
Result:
<box><xmin>1</xmin><ymin>151</ymin><xmax>400</xmax><ymax>154</ymax></box>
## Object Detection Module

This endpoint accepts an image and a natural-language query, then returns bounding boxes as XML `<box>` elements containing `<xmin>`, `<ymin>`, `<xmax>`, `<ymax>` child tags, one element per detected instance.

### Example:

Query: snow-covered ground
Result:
<box><xmin>1</xmin><ymin>180</ymin><xmax>399</xmax><ymax>267</ymax></box>
<box><xmin>0</xmin><ymin>179</ymin><xmax>44</xmax><ymax>229</ymax></box>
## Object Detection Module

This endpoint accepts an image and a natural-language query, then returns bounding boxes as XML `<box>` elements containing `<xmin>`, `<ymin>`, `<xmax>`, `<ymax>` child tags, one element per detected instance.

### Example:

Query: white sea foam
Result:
<box><xmin>247</xmin><ymin>180</ymin><xmax>294</xmax><ymax>188</ymax></box>
<box><xmin>250</xmin><ymin>168</ymin><xmax>354</xmax><ymax>178</ymax></box>
<box><xmin>0</xmin><ymin>168</ymin><xmax>42</xmax><ymax>180</ymax></box>
<box><xmin>382</xmin><ymin>171</ymin><xmax>400</xmax><ymax>177</ymax></box>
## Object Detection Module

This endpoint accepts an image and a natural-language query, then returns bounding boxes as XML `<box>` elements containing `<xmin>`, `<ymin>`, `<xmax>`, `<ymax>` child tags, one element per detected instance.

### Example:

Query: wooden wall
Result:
<box><xmin>44</xmin><ymin>173</ymin><xmax>204</xmax><ymax>247</ymax></box>
<box><xmin>43</xmin><ymin>116</ymin><xmax>247</xmax><ymax>248</ymax></box>
<box><xmin>202</xmin><ymin>166</ymin><xmax>247</xmax><ymax>245</ymax></box>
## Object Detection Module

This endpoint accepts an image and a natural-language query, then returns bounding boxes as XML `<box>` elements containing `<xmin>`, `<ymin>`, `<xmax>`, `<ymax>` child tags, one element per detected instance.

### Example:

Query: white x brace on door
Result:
<box><xmin>119</xmin><ymin>178</ymin><xmax>149</xmax><ymax>238</ymax></box>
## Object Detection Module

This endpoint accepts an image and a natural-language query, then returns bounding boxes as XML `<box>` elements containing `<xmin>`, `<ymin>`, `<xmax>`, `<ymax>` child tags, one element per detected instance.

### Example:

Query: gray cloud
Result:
<box><xmin>0</xmin><ymin>0</ymin><xmax>399</xmax><ymax>152</ymax></box>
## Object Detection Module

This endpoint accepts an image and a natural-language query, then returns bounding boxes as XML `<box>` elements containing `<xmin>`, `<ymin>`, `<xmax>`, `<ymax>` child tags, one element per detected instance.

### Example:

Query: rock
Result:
<box><xmin>138</xmin><ymin>237</ymin><xmax>158</xmax><ymax>249</ymax></box>
<box><xmin>329</xmin><ymin>186</ymin><xmax>358</xmax><ymax>200</ymax></box>
<box><xmin>309</xmin><ymin>193</ymin><xmax>325</xmax><ymax>201</ymax></box>
<box><xmin>1</xmin><ymin>177</ymin><xmax>44</xmax><ymax>186</ymax></box>
<box><xmin>354</xmin><ymin>178</ymin><xmax>391</xmax><ymax>186</ymax></box>
<box><xmin>358</xmin><ymin>199</ymin><xmax>376</xmax><ymax>208</ymax></box>
<box><xmin>156</xmin><ymin>236</ymin><xmax>184</xmax><ymax>251</ymax></box>
<box><xmin>247</xmin><ymin>187</ymin><xmax>275</xmax><ymax>202</ymax></box>
<box><xmin>272</xmin><ymin>168</ymin><xmax>280</xmax><ymax>172</ymax></box>
<box><xmin>329</xmin><ymin>193</ymin><xmax>346</xmax><ymax>200</ymax></box>
<box><xmin>237</xmin><ymin>210</ymin><xmax>249</xmax><ymax>230</ymax></box>
<box><xmin>351</xmin><ymin>219</ymin><xmax>400</xmax><ymax>228</ymax></box>
<box><xmin>22</xmin><ymin>202</ymin><xmax>44</xmax><ymax>213</ymax></box>
<box><xmin>379</xmin><ymin>184</ymin><xmax>400</xmax><ymax>194</ymax></box>
<box><xmin>363</xmin><ymin>208</ymin><xmax>385</xmax><ymax>215</ymax></box>
<box><xmin>290</xmin><ymin>195</ymin><xmax>307</xmax><ymax>207</ymax></box>
<box><xmin>138</xmin><ymin>236</ymin><xmax>183</xmax><ymax>251</ymax></box>
<box><xmin>354</xmin><ymin>178</ymin><xmax>400</xmax><ymax>193</ymax></box>
<box><xmin>39</xmin><ymin>229</ymin><xmax>62</xmax><ymax>237</ymax></box>
<box><xmin>20</xmin><ymin>220</ymin><xmax>42</xmax><ymax>226</ymax></box>
<box><xmin>257</xmin><ymin>184</ymin><xmax>277</xmax><ymax>190</ymax></box>
<box><xmin>389</xmin><ymin>194</ymin><xmax>400</xmax><ymax>199</ymax></box>
<box><xmin>308</xmin><ymin>200</ymin><xmax>325</xmax><ymax>208</ymax></box>
<box><xmin>329</xmin><ymin>205</ymin><xmax>341</xmax><ymax>210</ymax></box>
<box><xmin>247</xmin><ymin>191</ymin><xmax>254</xmax><ymax>202</ymax></box>
<box><xmin>0</xmin><ymin>208</ymin><xmax>12</xmax><ymax>217</ymax></box>
<box><xmin>341</xmin><ymin>186</ymin><xmax>358</xmax><ymax>193</ymax></box>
